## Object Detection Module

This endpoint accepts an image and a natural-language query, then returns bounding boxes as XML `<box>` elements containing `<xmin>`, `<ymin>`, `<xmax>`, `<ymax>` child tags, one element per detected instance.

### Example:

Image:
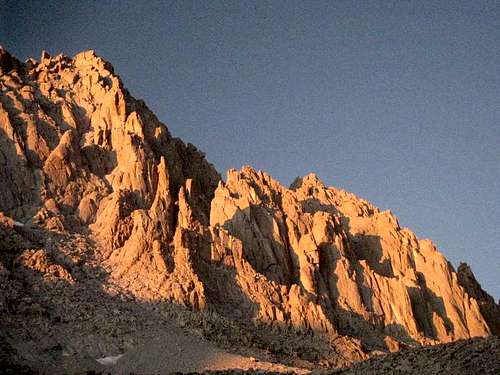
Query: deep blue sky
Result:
<box><xmin>2</xmin><ymin>1</ymin><xmax>499</xmax><ymax>299</ymax></box>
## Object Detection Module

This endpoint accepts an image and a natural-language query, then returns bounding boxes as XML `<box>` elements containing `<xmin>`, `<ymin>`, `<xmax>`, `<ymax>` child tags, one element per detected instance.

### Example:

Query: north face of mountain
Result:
<box><xmin>0</xmin><ymin>48</ymin><xmax>498</xmax><ymax>372</ymax></box>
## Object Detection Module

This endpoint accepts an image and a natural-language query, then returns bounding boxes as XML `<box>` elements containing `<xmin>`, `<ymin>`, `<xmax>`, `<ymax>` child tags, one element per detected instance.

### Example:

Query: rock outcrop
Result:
<box><xmin>457</xmin><ymin>262</ymin><xmax>500</xmax><ymax>335</ymax></box>
<box><xmin>0</xmin><ymin>47</ymin><xmax>498</xmax><ymax>369</ymax></box>
<box><xmin>204</xmin><ymin>168</ymin><xmax>492</xmax><ymax>349</ymax></box>
<box><xmin>0</xmin><ymin>47</ymin><xmax>219</xmax><ymax>308</ymax></box>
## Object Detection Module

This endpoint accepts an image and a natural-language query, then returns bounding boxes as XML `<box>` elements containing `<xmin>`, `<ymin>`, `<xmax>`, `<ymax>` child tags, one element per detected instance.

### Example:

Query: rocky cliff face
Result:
<box><xmin>0</xmin><ymin>48</ymin><xmax>497</xmax><ymax>366</ymax></box>
<box><xmin>0</xmin><ymin>47</ymin><xmax>219</xmax><ymax>308</ymax></box>
<box><xmin>203</xmin><ymin>168</ymin><xmax>495</xmax><ymax>350</ymax></box>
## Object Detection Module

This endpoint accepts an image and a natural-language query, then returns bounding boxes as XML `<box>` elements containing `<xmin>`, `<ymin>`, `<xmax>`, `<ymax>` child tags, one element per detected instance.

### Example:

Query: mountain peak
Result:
<box><xmin>0</xmin><ymin>49</ymin><xmax>497</xmax><ymax>372</ymax></box>
<box><xmin>290</xmin><ymin>172</ymin><xmax>325</xmax><ymax>190</ymax></box>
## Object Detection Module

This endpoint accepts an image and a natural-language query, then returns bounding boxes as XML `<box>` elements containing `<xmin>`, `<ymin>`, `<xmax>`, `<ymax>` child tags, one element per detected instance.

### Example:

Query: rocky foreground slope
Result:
<box><xmin>329</xmin><ymin>336</ymin><xmax>500</xmax><ymax>375</ymax></box>
<box><xmin>0</xmin><ymin>48</ymin><xmax>498</xmax><ymax>373</ymax></box>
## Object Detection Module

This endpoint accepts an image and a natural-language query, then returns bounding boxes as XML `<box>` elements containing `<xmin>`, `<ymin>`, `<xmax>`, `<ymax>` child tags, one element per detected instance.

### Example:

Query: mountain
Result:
<box><xmin>0</xmin><ymin>48</ymin><xmax>498</xmax><ymax>373</ymax></box>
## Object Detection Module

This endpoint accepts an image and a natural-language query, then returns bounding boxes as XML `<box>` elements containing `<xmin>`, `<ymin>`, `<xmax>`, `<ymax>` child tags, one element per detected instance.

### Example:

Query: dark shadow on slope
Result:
<box><xmin>0</xmin><ymin>127</ymin><xmax>42</xmax><ymax>217</ymax></box>
<box><xmin>0</xmin><ymin>93</ymin><xmax>44</xmax><ymax>168</ymax></box>
<box><xmin>299</xmin><ymin>198</ymin><xmax>464</xmax><ymax>342</ymax></box>
<box><xmin>456</xmin><ymin>262</ymin><xmax>500</xmax><ymax>335</ymax></box>
<box><xmin>0</xmin><ymin>108</ymin><xmax>221</xmax><ymax>373</ymax></box>
<box><xmin>0</xmin><ymin>219</ymin><xmax>247</xmax><ymax>374</ymax></box>
<box><xmin>182</xmin><ymin>223</ymin><xmax>348</xmax><ymax>366</ymax></box>
<box><xmin>317</xmin><ymin>239</ymin><xmax>418</xmax><ymax>348</ymax></box>
<box><xmin>186</xmin><ymin>226</ymin><xmax>261</xmax><ymax>321</ymax></box>
<box><xmin>350</xmin><ymin>234</ymin><xmax>394</xmax><ymax>278</ymax></box>
<box><xmin>406</xmin><ymin>273</ymin><xmax>455</xmax><ymax>339</ymax></box>
<box><xmin>219</xmin><ymin>203</ymin><xmax>299</xmax><ymax>286</ymax></box>
<box><xmin>301</xmin><ymin>198</ymin><xmax>394</xmax><ymax>278</ymax></box>
<box><xmin>301</xmin><ymin>197</ymin><xmax>340</xmax><ymax>216</ymax></box>
<box><xmin>216</xmin><ymin>203</ymin><xmax>419</xmax><ymax>354</ymax></box>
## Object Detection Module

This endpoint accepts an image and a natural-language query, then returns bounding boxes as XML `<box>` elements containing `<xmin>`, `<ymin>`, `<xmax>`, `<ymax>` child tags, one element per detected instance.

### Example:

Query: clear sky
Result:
<box><xmin>2</xmin><ymin>1</ymin><xmax>499</xmax><ymax>299</ymax></box>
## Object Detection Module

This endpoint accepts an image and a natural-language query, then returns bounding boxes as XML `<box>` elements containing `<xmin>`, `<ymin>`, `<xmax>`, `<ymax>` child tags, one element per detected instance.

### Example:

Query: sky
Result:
<box><xmin>1</xmin><ymin>0</ymin><xmax>498</xmax><ymax>299</ymax></box>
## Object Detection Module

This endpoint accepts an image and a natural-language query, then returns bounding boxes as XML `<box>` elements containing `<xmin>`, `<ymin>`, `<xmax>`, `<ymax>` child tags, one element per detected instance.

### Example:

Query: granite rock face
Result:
<box><xmin>457</xmin><ymin>262</ymin><xmax>500</xmax><ymax>335</ymax></box>
<box><xmin>205</xmin><ymin>168</ymin><xmax>493</xmax><ymax>349</ymax></box>
<box><xmin>0</xmin><ymin>48</ymin><xmax>497</xmax><ymax>366</ymax></box>
<box><xmin>0</xmin><ymin>47</ymin><xmax>219</xmax><ymax>308</ymax></box>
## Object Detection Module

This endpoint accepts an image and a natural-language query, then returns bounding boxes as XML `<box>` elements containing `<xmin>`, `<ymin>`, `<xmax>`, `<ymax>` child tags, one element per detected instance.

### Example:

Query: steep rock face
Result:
<box><xmin>0</xmin><ymin>47</ymin><xmax>219</xmax><ymax>306</ymax></box>
<box><xmin>0</xmin><ymin>48</ymin><xmax>497</xmax><ymax>361</ymax></box>
<box><xmin>330</xmin><ymin>336</ymin><xmax>500</xmax><ymax>375</ymax></box>
<box><xmin>207</xmin><ymin>168</ymin><xmax>492</xmax><ymax>348</ymax></box>
<box><xmin>457</xmin><ymin>262</ymin><xmax>500</xmax><ymax>335</ymax></box>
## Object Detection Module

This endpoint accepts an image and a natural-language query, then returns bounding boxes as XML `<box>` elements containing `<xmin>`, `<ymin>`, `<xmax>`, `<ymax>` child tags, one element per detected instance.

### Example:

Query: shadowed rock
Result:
<box><xmin>0</xmin><ymin>48</ymin><xmax>497</xmax><ymax>372</ymax></box>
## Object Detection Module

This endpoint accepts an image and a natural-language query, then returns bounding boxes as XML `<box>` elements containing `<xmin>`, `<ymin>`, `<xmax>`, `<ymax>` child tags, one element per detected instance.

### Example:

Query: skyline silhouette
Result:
<box><xmin>2</xmin><ymin>0</ymin><xmax>499</xmax><ymax>298</ymax></box>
